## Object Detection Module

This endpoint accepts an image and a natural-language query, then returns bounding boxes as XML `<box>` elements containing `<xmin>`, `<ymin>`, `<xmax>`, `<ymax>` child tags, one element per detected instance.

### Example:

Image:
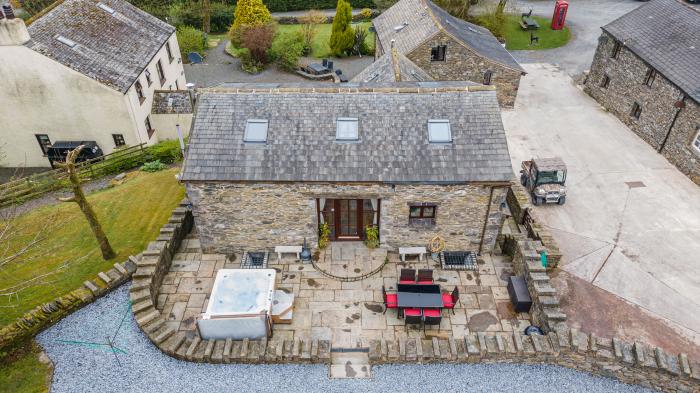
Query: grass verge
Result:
<box><xmin>504</xmin><ymin>15</ymin><xmax>571</xmax><ymax>50</ymax></box>
<box><xmin>0</xmin><ymin>167</ymin><xmax>184</xmax><ymax>327</ymax></box>
<box><xmin>0</xmin><ymin>342</ymin><xmax>51</xmax><ymax>393</ymax></box>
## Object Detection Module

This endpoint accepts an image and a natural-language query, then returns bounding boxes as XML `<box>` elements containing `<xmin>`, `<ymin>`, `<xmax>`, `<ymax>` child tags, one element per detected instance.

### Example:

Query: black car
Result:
<box><xmin>47</xmin><ymin>141</ymin><xmax>104</xmax><ymax>168</ymax></box>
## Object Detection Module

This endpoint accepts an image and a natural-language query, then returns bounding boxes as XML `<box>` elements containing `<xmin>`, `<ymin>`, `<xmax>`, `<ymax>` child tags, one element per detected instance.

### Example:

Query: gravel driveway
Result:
<box><xmin>37</xmin><ymin>284</ymin><xmax>657</xmax><ymax>393</ymax></box>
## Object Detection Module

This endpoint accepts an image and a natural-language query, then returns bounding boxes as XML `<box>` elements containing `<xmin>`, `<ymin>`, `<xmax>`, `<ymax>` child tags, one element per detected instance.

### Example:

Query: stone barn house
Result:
<box><xmin>371</xmin><ymin>0</ymin><xmax>525</xmax><ymax>108</ymax></box>
<box><xmin>584</xmin><ymin>0</ymin><xmax>700</xmax><ymax>185</ymax></box>
<box><xmin>181</xmin><ymin>82</ymin><xmax>514</xmax><ymax>255</ymax></box>
<box><xmin>0</xmin><ymin>0</ymin><xmax>187</xmax><ymax>170</ymax></box>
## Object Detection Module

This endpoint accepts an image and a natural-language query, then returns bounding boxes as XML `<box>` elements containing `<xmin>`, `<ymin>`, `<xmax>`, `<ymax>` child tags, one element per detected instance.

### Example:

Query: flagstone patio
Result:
<box><xmin>156</xmin><ymin>230</ymin><xmax>531</xmax><ymax>348</ymax></box>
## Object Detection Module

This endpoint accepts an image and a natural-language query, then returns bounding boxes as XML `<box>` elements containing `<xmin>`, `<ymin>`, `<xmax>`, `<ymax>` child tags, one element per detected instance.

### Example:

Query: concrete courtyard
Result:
<box><xmin>502</xmin><ymin>63</ymin><xmax>700</xmax><ymax>353</ymax></box>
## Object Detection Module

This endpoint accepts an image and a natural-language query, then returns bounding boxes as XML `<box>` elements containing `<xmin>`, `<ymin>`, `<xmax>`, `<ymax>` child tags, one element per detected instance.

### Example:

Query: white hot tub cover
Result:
<box><xmin>204</xmin><ymin>268</ymin><xmax>276</xmax><ymax>318</ymax></box>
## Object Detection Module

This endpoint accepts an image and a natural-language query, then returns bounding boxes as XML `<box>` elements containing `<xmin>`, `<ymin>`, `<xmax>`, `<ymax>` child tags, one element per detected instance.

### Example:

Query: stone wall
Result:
<box><xmin>0</xmin><ymin>250</ymin><xmax>137</xmax><ymax>356</ymax></box>
<box><xmin>186</xmin><ymin>182</ymin><xmax>507</xmax><ymax>255</ymax></box>
<box><xmin>407</xmin><ymin>31</ymin><xmax>522</xmax><ymax>108</ymax></box>
<box><xmin>584</xmin><ymin>32</ymin><xmax>700</xmax><ymax>186</ymax></box>
<box><xmin>367</xmin><ymin>327</ymin><xmax>700</xmax><ymax>393</ymax></box>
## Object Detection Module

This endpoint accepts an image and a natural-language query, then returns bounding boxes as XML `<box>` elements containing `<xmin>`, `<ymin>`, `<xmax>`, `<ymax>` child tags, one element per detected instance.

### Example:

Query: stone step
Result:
<box><xmin>153</xmin><ymin>325</ymin><xmax>175</xmax><ymax>344</ymax></box>
<box><xmin>144</xmin><ymin>317</ymin><xmax>165</xmax><ymax>334</ymax></box>
<box><xmin>329</xmin><ymin>351</ymin><xmax>371</xmax><ymax>378</ymax></box>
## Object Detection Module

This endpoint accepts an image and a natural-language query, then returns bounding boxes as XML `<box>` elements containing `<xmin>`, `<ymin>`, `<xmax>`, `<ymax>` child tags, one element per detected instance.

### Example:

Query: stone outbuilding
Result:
<box><xmin>584</xmin><ymin>0</ymin><xmax>700</xmax><ymax>185</ymax></box>
<box><xmin>371</xmin><ymin>0</ymin><xmax>525</xmax><ymax>107</ymax></box>
<box><xmin>181</xmin><ymin>82</ymin><xmax>514</xmax><ymax>255</ymax></box>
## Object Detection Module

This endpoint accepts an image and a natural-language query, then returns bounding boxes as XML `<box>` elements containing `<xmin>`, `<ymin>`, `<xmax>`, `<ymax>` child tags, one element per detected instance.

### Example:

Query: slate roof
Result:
<box><xmin>181</xmin><ymin>82</ymin><xmax>514</xmax><ymax>184</ymax></box>
<box><xmin>26</xmin><ymin>0</ymin><xmax>175</xmax><ymax>94</ymax></box>
<box><xmin>351</xmin><ymin>49</ymin><xmax>434</xmax><ymax>83</ymax></box>
<box><xmin>373</xmin><ymin>0</ymin><xmax>524</xmax><ymax>72</ymax></box>
<box><xmin>602</xmin><ymin>0</ymin><xmax>700</xmax><ymax>102</ymax></box>
<box><xmin>152</xmin><ymin>91</ymin><xmax>193</xmax><ymax>114</ymax></box>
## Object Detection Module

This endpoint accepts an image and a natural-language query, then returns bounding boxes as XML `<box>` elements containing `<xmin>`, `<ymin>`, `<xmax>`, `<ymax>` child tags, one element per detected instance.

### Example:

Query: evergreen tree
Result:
<box><xmin>329</xmin><ymin>0</ymin><xmax>354</xmax><ymax>56</ymax></box>
<box><xmin>229</xmin><ymin>0</ymin><xmax>272</xmax><ymax>44</ymax></box>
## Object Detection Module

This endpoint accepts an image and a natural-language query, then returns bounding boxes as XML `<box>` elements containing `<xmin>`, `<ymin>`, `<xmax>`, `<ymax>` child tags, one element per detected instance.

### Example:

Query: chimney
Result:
<box><xmin>0</xmin><ymin>4</ymin><xmax>31</xmax><ymax>46</ymax></box>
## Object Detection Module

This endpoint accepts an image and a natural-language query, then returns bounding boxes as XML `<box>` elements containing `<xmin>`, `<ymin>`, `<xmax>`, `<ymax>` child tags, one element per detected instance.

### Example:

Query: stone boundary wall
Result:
<box><xmin>505</xmin><ymin>183</ymin><xmax>562</xmax><ymax>270</ymax></box>
<box><xmin>129</xmin><ymin>201</ymin><xmax>333</xmax><ymax>363</ymax></box>
<box><xmin>0</xmin><ymin>250</ymin><xmax>137</xmax><ymax>356</ymax></box>
<box><xmin>366</xmin><ymin>327</ymin><xmax>700</xmax><ymax>393</ymax></box>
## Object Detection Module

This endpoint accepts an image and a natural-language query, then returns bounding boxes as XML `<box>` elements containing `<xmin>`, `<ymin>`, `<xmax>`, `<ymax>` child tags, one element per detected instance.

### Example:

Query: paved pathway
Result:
<box><xmin>508</xmin><ymin>0</ymin><xmax>642</xmax><ymax>76</ymax></box>
<box><xmin>502</xmin><ymin>63</ymin><xmax>700</xmax><ymax>353</ymax></box>
<box><xmin>37</xmin><ymin>284</ymin><xmax>657</xmax><ymax>393</ymax></box>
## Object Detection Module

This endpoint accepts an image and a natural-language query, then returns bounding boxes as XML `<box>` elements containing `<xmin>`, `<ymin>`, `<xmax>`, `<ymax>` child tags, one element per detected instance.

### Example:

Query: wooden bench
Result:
<box><xmin>275</xmin><ymin>246</ymin><xmax>303</xmax><ymax>261</ymax></box>
<box><xmin>398</xmin><ymin>247</ymin><xmax>427</xmax><ymax>262</ymax></box>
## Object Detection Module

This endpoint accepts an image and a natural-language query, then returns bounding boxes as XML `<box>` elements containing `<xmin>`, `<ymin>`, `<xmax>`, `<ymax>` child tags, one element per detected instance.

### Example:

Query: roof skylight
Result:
<box><xmin>428</xmin><ymin>119</ymin><xmax>452</xmax><ymax>143</ymax></box>
<box><xmin>55</xmin><ymin>35</ymin><xmax>77</xmax><ymax>48</ymax></box>
<box><xmin>96</xmin><ymin>2</ymin><xmax>116</xmax><ymax>14</ymax></box>
<box><xmin>244</xmin><ymin>119</ymin><xmax>268</xmax><ymax>143</ymax></box>
<box><xmin>336</xmin><ymin>118</ymin><xmax>359</xmax><ymax>141</ymax></box>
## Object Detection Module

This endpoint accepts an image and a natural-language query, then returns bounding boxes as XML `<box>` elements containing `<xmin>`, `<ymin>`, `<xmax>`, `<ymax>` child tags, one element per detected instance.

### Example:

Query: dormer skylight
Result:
<box><xmin>96</xmin><ymin>2</ymin><xmax>116</xmax><ymax>14</ymax></box>
<box><xmin>428</xmin><ymin>119</ymin><xmax>451</xmax><ymax>143</ymax></box>
<box><xmin>244</xmin><ymin>119</ymin><xmax>268</xmax><ymax>143</ymax></box>
<box><xmin>56</xmin><ymin>35</ymin><xmax>76</xmax><ymax>48</ymax></box>
<box><xmin>336</xmin><ymin>118</ymin><xmax>359</xmax><ymax>141</ymax></box>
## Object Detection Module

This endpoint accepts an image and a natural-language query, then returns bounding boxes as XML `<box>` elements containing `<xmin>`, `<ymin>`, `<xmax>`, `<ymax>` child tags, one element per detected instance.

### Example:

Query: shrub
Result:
<box><xmin>230</xmin><ymin>0</ymin><xmax>272</xmax><ymax>44</ymax></box>
<box><xmin>358</xmin><ymin>8</ymin><xmax>372</xmax><ymax>20</ymax></box>
<box><xmin>318</xmin><ymin>223</ymin><xmax>331</xmax><ymax>249</ymax></box>
<box><xmin>176</xmin><ymin>26</ymin><xmax>207</xmax><ymax>59</ymax></box>
<box><xmin>145</xmin><ymin>139</ymin><xmax>183</xmax><ymax>164</ymax></box>
<box><xmin>141</xmin><ymin>160</ymin><xmax>167</xmax><ymax>172</ymax></box>
<box><xmin>352</xmin><ymin>25</ymin><xmax>369</xmax><ymax>56</ymax></box>
<box><xmin>270</xmin><ymin>31</ymin><xmax>305</xmax><ymax>71</ymax></box>
<box><xmin>299</xmin><ymin>9</ymin><xmax>327</xmax><ymax>55</ymax></box>
<box><xmin>240</xmin><ymin>23</ymin><xmax>276</xmax><ymax>64</ymax></box>
<box><xmin>329</xmin><ymin>0</ymin><xmax>354</xmax><ymax>56</ymax></box>
<box><xmin>239</xmin><ymin>48</ymin><xmax>266</xmax><ymax>73</ymax></box>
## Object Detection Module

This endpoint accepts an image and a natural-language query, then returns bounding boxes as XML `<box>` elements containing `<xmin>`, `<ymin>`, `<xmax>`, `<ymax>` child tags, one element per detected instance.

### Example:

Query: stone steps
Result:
<box><xmin>329</xmin><ymin>351</ymin><xmax>371</xmax><ymax>379</ymax></box>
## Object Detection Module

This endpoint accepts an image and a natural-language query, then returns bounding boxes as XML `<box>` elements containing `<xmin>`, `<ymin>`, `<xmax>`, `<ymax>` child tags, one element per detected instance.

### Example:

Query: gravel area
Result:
<box><xmin>37</xmin><ymin>285</ymin><xmax>658</xmax><ymax>393</ymax></box>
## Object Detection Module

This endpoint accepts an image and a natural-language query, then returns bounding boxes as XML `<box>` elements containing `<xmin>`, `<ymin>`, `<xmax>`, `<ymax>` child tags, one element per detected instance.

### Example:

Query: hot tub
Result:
<box><xmin>197</xmin><ymin>268</ymin><xmax>276</xmax><ymax>340</ymax></box>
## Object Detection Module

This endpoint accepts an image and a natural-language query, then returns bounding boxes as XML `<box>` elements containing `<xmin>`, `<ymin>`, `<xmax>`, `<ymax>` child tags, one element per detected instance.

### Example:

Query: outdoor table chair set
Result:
<box><xmin>383</xmin><ymin>269</ymin><xmax>460</xmax><ymax>332</ymax></box>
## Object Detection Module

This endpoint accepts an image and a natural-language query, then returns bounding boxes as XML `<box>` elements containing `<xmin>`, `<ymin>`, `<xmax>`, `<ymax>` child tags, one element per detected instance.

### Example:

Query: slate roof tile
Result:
<box><xmin>181</xmin><ymin>82</ymin><xmax>513</xmax><ymax>183</ymax></box>
<box><xmin>602</xmin><ymin>0</ymin><xmax>700</xmax><ymax>102</ymax></box>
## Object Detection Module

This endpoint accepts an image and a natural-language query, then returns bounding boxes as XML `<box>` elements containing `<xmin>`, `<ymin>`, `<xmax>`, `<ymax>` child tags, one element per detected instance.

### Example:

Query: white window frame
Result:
<box><xmin>244</xmin><ymin>119</ymin><xmax>269</xmax><ymax>143</ymax></box>
<box><xmin>428</xmin><ymin>119</ymin><xmax>452</xmax><ymax>143</ymax></box>
<box><xmin>336</xmin><ymin>118</ymin><xmax>359</xmax><ymax>141</ymax></box>
<box><xmin>692</xmin><ymin>128</ymin><xmax>700</xmax><ymax>154</ymax></box>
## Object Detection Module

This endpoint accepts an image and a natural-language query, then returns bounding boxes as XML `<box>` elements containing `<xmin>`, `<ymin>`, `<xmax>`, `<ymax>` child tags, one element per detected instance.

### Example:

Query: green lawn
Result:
<box><xmin>0</xmin><ymin>342</ymin><xmax>50</xmax><ymax>393</ymax></box>
<box><xmin>275</xmin><ymin>22</ymin><xmax>374</xmax><ymax>59</ymax></box>
<box><xmin>504</xmin><ymin>15</ymin><xmax>571</xmax><ymax>50</ymax></box>
<box><xmin>0</xmin><ymin>167</ymin><xmax>184</xmax><ymax>326</ymax></box>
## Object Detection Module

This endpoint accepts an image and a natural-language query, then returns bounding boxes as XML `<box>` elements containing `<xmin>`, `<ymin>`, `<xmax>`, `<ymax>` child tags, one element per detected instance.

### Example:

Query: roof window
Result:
<box><xmin>428</xmin><ymin>119</ymin><xmax>452</xmax><ymax>143</ymax></box>
<box><xmin>55</xmin><ymin>35</ymin><xmax>76</xmax><ymax>48</ymax></box>
<box><xmin>96</xmin><ymin>2</ymin><xmax>115</xmax><ymax>14</ymax></box>
<box><xmin>244</xmin><ymin>119</ymin><xmax>268</xmax><ymax>143</ymax></box>
<box><xmin>336</xmin><ymin>118</ymin><xmax>359</xmax><ymax>141</ymax></box>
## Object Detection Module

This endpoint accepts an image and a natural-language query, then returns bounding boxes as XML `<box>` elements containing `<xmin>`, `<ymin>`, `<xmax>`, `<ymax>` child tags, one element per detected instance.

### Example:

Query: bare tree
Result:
<box><xmin>56</xmin><ymin>146</ymin><xmax>116</xmax><ymax>260</ymax></box>
<box><xmin>202</xmin><ymin>0</ymin><xmax>211</xmax><ymax>34</ymax></box>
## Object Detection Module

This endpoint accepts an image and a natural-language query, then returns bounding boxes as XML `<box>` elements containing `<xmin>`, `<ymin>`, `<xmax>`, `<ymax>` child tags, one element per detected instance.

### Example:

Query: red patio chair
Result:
<box><xmin>442</xmin><ymin>287</ymin><xmax>459</xmax><ymax>315</ymax></box>
<box><xmin>399</xmin><ymin>268</ymin><xmax>416</xmax><ymax>284</ymax></box>
<box><xmin>416</xmin><ymin>269</ymin><xmax>433</xmax><ymax>284</ymax></box>
<box><xmin>422</xmin><ymin>308</ymin><xmax>442</xmax><ymax>332</ymax></box>
<box><xmin>382</xmin><ymin>285</ymin><xmax>398</xmax><ymax>314</ymax></box>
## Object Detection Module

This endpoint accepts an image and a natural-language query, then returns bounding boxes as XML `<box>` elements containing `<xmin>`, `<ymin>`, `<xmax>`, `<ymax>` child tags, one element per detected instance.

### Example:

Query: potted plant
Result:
<box><xmin>318</xmin><ymin>222</ymin><xmax>330</xmax><ymax>249</ymax></box>
<box><xmin>364</xmin><ymin>225</ymin><xmax>379</xmax><ymax>248</ymax></box>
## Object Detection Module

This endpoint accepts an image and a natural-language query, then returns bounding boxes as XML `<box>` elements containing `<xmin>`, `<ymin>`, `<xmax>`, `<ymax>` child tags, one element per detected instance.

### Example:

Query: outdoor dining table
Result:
<box><xmin>396</xmin><ymin>284</ymin><xmax>444</xmax><ymax>308</ymax></box>
<box><xmin>307</xmin><ymin>63</ymin><xmax>330</xmax><ymax>75</ymax></box>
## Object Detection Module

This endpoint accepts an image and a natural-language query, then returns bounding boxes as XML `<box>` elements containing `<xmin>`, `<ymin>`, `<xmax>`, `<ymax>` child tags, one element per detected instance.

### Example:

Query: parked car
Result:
<box><xmin>47</xmin><ymin>141</ymin><xmax>104</xmax><ymax>168</ymax></box>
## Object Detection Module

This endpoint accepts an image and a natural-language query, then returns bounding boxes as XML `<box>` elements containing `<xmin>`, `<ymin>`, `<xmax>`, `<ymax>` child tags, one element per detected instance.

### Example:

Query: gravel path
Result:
<box><xmin>37</xmin><ymin>285</ymin><xmax>657</xmax><ymax>393</ymax></box>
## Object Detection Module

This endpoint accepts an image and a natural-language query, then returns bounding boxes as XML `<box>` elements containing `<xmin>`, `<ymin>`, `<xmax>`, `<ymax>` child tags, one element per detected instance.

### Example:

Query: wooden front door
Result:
<box><xmin>336</xmin><ymin>199</ymin><xmax>361</xmax><ymax>239</ymax></box>
<box><xmin>320</xmin><ymin>199</ymin><xmax>379</xmax><ymax>241</ymax></box>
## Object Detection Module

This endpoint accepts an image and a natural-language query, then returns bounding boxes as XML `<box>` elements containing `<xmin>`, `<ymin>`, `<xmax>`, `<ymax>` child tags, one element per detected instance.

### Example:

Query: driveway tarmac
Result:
<box><xmin>502</xmin><ymin>64</ymin><xmax>700</xmax><ymax>351</ymax></box>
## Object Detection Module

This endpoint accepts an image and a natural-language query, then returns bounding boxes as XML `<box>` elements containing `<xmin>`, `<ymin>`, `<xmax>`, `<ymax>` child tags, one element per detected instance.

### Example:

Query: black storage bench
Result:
<box><xmin>507</xmin><ymin>276</ymin><xmax>532</xmax><ymax>313</ymax></box>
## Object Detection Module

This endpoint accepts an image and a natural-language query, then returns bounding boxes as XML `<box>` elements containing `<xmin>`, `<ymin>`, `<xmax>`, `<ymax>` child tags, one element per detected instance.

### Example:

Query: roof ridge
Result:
<box><xmin>390</xmin><ymin>44</ymin><xmax>402</xmax><ymax>81</ymax></box>
<box><xmin>199</xmin><ymin>84</ymin><xmax>497</xmax><ymax>94</ymax></box>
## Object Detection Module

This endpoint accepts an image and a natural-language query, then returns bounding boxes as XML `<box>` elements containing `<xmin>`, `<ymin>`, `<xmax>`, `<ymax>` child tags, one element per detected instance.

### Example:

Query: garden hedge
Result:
<box><xmin>262</xmin><ymin>0</ymin><xmax>375</xmax><ymax>12</ymax></box>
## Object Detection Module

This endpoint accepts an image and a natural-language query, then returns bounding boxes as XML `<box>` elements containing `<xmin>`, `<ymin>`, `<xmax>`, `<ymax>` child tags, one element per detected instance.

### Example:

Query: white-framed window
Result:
<box><xmin>244</xmin><ymin>119</ymin><xmax>268</xmax><ymax>143</ymax></box>
<box><xmin>336</xmin><ymin>118</ymin><xmax>359</xmax><ymax>141</ymax></box>
<box><xmin>428</xmin><ymin>119</ymin><xmax>452</xmax><ymax>143</ymax></box>
<box><xmin>692</xmin><ymin>128</ymin><xmax>700</xmax><ymax>154</ymax></box>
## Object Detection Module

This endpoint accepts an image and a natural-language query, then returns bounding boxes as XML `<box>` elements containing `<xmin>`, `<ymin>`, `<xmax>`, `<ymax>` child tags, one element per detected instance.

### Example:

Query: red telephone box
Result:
<box><xmin>551</xmin><ymin>0</ymin><xmax>569</xmax><ymax>30</ymax></box>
